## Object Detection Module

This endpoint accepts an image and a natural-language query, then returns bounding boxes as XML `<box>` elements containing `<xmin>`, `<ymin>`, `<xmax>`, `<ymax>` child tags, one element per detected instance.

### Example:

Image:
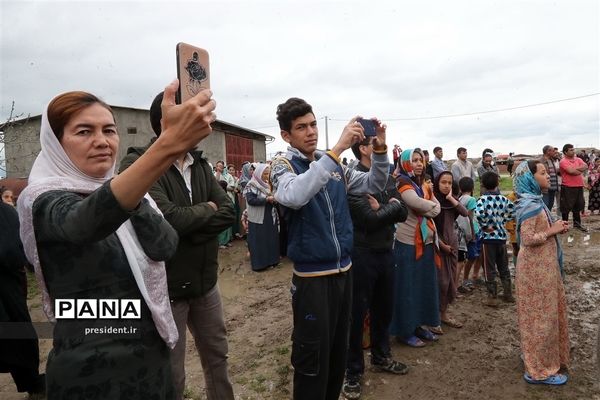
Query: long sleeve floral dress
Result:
<box><xmin>515</xmin><ymin>211</ymin><xmax>570</xmax><ymax>380</ymax></box>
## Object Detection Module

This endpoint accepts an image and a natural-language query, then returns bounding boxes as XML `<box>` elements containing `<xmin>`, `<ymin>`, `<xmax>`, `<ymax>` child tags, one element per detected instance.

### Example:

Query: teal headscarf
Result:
<box><xmin>513</xmin><ymin>161</ymin><xmax>564</xmax><ymax>277</ymax></box>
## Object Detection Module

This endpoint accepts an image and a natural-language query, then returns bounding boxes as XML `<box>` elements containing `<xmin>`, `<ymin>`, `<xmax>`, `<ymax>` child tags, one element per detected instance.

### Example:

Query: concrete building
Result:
<box><xmin>1</xmin><ymin>105</ymin><xmax>274</xmax><ymax>178</ymax></box>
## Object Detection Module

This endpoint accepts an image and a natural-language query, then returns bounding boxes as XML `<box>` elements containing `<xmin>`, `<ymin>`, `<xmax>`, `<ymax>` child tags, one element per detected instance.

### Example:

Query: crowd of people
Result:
<box><xmin>0</xmin><ymin>83</ymin><xmax>597</xmax><ymax>400</ymax></box>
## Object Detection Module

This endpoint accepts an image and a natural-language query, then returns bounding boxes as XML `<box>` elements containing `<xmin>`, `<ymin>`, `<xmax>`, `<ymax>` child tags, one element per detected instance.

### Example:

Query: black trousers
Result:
<box><xmin>560</xmin><ymin>185</ymin><xmax>585</xmax><ymax>224</ymax></box>
<box><xmin>291</xmin><ymin>271</ymin><xmax>352</xmax><ymax>400</ymax></box>
<box><xmin>346</xmin><ymin>247</ymin><xmax>394</xmax><ymax>380</ymax></box>
<box><xmin>481</xmin><ymin>242</ymin><xmax>510</xmax><ymax>282</ymax></box>
<box><xmin>0</xmin><ymin>274</ymin><xmax>44</xmax><ymax>394</ymax></box>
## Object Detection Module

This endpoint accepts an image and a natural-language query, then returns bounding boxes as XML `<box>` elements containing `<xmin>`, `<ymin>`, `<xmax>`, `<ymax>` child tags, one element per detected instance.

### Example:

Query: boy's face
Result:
<box><xmin>281</xmin><ymin>113</ymin><xmax>318</xmax><ymax>160</ymax></box>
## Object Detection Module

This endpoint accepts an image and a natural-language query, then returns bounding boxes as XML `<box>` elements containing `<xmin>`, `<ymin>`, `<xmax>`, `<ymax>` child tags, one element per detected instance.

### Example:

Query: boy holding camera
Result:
<box><xmin>270</xmin><ymin>98</ymin><xmax>390</xmax><ymax>400</ymax></box>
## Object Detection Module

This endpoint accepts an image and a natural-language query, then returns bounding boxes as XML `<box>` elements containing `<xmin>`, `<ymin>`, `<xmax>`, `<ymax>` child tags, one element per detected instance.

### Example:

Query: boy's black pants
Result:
<box><xmin>482</xmin><ymin>241</ymin><xmax>510</xmax><ymax>282</ymax></box>
<box><xmin>291</xmin><ymin>270</ymin><xmax>352</xmax><ymax>400</ymax></box>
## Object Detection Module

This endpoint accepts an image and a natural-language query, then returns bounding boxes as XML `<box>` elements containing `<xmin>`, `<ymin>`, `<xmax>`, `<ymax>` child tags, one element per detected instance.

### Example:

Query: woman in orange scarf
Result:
<box><xmin>389</xmin><ymin>149</ymin><xmax>441</xmax><ymax>347</ymax></box>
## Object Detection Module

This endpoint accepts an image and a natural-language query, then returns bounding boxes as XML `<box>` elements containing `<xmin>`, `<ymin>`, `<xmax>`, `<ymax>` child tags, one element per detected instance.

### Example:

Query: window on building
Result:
<box><xmin>127</xmin><ymin>127</ymin><xmax>137</xmax><ymax>134</ymax></box>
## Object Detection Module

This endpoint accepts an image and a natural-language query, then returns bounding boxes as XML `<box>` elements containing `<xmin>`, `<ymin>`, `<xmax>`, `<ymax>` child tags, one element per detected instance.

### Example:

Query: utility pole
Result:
<box><xmin>325</xmin><ymin>116</ymin><xmax>329</xmax><ymax>150</ymax></box>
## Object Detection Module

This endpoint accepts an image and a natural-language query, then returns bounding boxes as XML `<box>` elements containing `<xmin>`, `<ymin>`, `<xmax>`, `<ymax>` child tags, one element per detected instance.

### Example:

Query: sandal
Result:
<box><xmin>415</xmin><ymin>327</ymin><xmax>438</xmax><ymax>342</ymax></box>
<box><xmin>398</xmin><ymin>335</ymin><xmax>426</xmax><ymax>348</ymax></box>
<box><xmin>427</xmin><ymin>325</ymin><xmax>444</xmax><ymax>335</ymax></box>
<box><xmin>523</xmin><ymin>373</ymin><xmax>567</xmax><ymax>385</ymax></box>
<box><xmin>442</xmin><ymin>318</ymin><xmax>463</xmax><ymax>328</ymax></box>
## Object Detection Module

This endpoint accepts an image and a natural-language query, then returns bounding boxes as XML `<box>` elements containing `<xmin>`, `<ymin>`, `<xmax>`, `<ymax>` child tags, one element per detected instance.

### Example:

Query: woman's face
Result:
<box><xmin>438</xmin><ymin>174</ymin><xmax>453</xmax><ymax>195</ymax></box>
<box><xmin>60</xmin><ymin>103</ymin><xmax>119</xmax><ymax>178</ymax></box>
<box><xmin>533</xmin><ymin>163</ymin><xmax>550</xmax><ymax>190</ymax></box>
<box><xmin>411</xmin><ymin>153</ymin><xmax>424</xmax><ymax>176</ymax></box>
<box><xmin>261</xmin><ymin>166</ymin><xmax>271</xmax><ymax>182</ymax></box>
<box><xmin>228</xmin><ymin>166</ymin><xmax>235</xmax><ymax>175</ymax></box>
<box><xmin>2</xmin><ymin>189</ymin><xmax>14</xmax><ymax>205</ymax></box>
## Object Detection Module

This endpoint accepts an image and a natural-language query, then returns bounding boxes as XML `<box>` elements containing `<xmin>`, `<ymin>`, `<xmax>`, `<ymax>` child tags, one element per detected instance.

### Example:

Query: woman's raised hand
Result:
<box><xmin>160</xmin><ymin>79</ymin><xmax>216</xmax><ymax>154</ymax></box>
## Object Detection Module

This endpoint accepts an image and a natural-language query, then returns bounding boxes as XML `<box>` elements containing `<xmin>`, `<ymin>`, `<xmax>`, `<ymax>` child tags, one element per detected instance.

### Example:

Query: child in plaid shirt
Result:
<box><xmin>475</xmin><ymin>172</ymin><xmax>515</xmax><ymax>307</ymax></box>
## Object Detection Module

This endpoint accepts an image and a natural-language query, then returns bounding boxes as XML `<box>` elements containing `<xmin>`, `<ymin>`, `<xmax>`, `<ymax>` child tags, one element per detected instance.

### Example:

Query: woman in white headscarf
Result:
<box><xmin>17</xmin><ymin>80</ymin><xmax>215</xmax><ymax>399</ymax></box>
<box><xmin>243</xmin><ymin>163</ymin><xmax>279</xmax><ymax>271</ymax></box>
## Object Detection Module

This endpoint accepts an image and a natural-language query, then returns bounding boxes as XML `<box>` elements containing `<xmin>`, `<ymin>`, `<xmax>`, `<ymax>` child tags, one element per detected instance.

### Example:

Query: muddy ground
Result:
<box><xmin>2</xmin><ymin>216</ymin><xmax>599</xmax><ymax>400</ymax></box>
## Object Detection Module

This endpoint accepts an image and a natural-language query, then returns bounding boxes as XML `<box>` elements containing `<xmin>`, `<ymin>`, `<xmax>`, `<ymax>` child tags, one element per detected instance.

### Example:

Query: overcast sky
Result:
<box><xmin>1</xmin><ymin>0</ymin><xmax>599</xmax><ymax>163</ymax></box>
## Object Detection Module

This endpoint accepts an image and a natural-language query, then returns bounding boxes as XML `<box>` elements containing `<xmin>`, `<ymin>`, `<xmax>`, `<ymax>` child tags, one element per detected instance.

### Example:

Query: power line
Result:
<box><xmin>328</xmin><ymin>92</ymin><xmax>600</xmax><ymax>122</ymax></box>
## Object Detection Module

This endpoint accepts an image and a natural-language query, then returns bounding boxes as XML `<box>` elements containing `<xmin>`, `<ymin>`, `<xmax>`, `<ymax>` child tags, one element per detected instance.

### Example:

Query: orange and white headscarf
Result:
<box><xmin>395</xmin><ymin>149</ymin><xmax>441</xmax><ymax>267</ymax></box>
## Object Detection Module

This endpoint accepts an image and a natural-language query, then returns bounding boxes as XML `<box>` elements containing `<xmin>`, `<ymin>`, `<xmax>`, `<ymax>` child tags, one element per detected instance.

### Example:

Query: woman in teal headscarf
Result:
<box><xmin>513</xmin><ymin>160</ymin><xmax>570</xmax><ymax>386</ymax></box>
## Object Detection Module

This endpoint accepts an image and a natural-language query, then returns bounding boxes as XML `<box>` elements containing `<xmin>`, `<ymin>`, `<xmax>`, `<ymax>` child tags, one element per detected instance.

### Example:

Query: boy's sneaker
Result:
<box><xmin>574</xmin><ymin>223</ymin><xmax>589</xmax><ymax>232</ymax></box>
<box><xmin>342</xmin><ymin>379</ymin><xmax>361</xmax><ymax>399</ymax></box>
<box><xmin>457</xmin><ymin>285</ymin><xmax>472</xmax><ymax>294</ymax></box>
<box><xmin>372</xmin><ymin>357</ymin><xmax>409</xmax><ymax>375</ymax></box>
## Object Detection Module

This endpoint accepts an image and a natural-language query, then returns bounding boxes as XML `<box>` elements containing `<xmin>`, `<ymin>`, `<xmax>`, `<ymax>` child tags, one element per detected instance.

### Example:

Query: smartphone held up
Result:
<box><xmin>176</xmin><ymin>42</ymin><xmax>210</xmax><ymax>104</ymax></box>
<box><xmin>356</xmin><ymin>118</ymin><xmax>377</xmax><ymax>137</ymax></box>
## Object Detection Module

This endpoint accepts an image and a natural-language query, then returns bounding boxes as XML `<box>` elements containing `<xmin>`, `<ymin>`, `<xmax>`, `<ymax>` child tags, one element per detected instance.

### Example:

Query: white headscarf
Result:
<box><xmin>246</xmin><ymin>163</ymin><xmax>271</xmax><ymax>195</ymax></box>
<box><xmin>243</xmin><ymin>163</ymin><xmax>274</xmax><ymax>224</ymax></box>
<box><xmin>17</xmin><ymin>105</ymin><xmax>178</xmax><ymax>348</ymax></box>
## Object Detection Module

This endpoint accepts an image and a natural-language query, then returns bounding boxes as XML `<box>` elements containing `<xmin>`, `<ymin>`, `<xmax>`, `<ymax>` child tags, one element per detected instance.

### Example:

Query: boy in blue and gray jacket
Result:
<box><xmin>475</xmin><ymin>171</ymin><xmax>515</xmax><ymax>307</ymax></box>
<box><xmin>270</xmin><ymin>98</ymin><xmax>389</xmax><ymax>400</ymax></box>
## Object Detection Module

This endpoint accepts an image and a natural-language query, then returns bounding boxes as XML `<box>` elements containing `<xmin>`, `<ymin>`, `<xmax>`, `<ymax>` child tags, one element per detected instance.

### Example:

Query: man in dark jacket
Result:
<box><xmin>271</xmin><ymin>98</ymin><xmax>390</xmax><ymax>400</ymax></box>
<box><xmin>342</xmin><ymin>137</ymin><xmax>409</xmax><ymax>399</ymax></box>
<box><xmin>119</xmin><ymin>92</ymin><xmax>235</xmax><ymax>400</ymax></box>
<box><xmin>0</xmin><ymin>202</ymin><xmax>45</xmax><ymax>396</ymax></box>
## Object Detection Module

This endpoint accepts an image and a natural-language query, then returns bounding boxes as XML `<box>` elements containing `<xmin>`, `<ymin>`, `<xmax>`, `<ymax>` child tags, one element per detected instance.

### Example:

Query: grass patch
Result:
<box><xmin>473</xmin><ymin>173</ymin><xmax>514</xmax><ymax>195</ymax></box>
<box><xmin>182</xmin><ymin>387</ymin><xmax>201</xmax><ymax>400</ymax></box>
<box><xmin>236</xmin><ymin>376</ymin><xmax>249</xmax><ymax>385</ymax></box>
<box><xmin>249</xmin><ymin>375</ymin><xmax>268</xmax><ymax>393</ymax></box>
<box><xmin>275</xmin><ymin>346</ymin><xmax>289</xmax><ymax>355</ymax></box>
<box><xmin>26</xmin><ymin>270</ymin><xmax>40</xmax><ymax>300</ymax></box>
<box><xmin>275</xmin><ymin>363</ymin><xmax>291</xmax><ymax>390</ymax></box>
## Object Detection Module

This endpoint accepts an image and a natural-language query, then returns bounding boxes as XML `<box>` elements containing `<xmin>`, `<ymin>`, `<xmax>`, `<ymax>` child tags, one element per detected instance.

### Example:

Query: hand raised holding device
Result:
<box><xmin>160</xmin><ymin>79</ymin><xmax>216</xmax><ymax>155</ymax></box>
<box><xmin>357</xmin><ymin>118</ymin><xmax>377</xmax><ymax>137</ymax></box>
<box><xmin>358</xmin><ymin>117</ymin><xmax>387</xmax><ymax>149</ymax></box>
<box><xmin>176</xmin><ymin>42</ymin><xmax>210</xmax><ymax>104</ymax></box>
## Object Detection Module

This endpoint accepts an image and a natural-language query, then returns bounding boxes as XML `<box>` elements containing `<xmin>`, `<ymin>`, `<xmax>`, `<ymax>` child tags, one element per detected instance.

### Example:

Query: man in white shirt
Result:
<box><xmin>451</xmin><ymin>147</ymin><xmax>477</xmax><ymax>183</ymax></box>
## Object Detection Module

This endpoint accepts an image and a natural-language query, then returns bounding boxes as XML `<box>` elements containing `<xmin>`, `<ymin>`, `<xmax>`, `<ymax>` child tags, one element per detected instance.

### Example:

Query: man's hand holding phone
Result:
<box><xmin>357</xmin><ymin>117</ymin><xmax>386</xmax><ymax>149</ymax></box>
<box><xmin>372</xmin><ymin>119</ymin><xmax>387</xmax><ymax>151</ymax></box>
<box><xmin>330</xmin><ymin>116</ymin><xmax>366</xmax><ymax>158</ymax></box>
<box><xmin>331</xmin><ymin>116</ymin><xmax>386</xmax><ymax>159</ymax></box>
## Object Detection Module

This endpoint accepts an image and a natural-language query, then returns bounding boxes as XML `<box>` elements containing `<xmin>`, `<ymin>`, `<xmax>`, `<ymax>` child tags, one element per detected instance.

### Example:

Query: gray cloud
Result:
<box><xmin>1</xmin><ymin>0</ymin><xmax>598</xmax><ymax>161</ymax></box>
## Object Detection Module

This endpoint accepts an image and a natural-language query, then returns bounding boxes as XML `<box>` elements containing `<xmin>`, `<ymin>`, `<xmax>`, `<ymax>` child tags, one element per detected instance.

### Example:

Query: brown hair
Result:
<box><xmin>527</xmin><ymin>159</ymin><xmax>542</xmax><ymax>173</ymax></box>
<box><xmin>47</xmin><ymin>91</ymin><xmax>114</xmax><ymax>141</ymax></box>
